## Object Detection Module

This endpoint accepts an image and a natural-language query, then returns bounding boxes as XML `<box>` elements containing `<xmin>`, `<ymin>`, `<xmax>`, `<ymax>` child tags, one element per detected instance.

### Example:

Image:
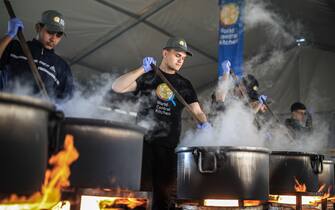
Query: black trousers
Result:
<box><xmin>145</xmin><ymin>141</ymin><xmax>177</xmax><ymax>210</ymax></box>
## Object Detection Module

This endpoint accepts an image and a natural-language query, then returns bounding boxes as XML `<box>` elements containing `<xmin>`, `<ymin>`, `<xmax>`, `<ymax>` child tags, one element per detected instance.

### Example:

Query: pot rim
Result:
<box><xmin>323</xmin><ymin>159</ymin><xmax>335</xmax><ymax>164</ymax></box>
<box><xmin>175</xmin><ymin>146</ymin><xmax>270</xmax><ymax>154</ymax></box>
<box><xmin>0</xmin><ymin>92</ymin><xmax>55</xmax><ymax>111</ymax></box>
<box><xmin>271</xmin><ymin>150</ymin><xmax>324</xmax><ymax>156</ymax></box>
<box><xmin>64</xmin><ymin>117</ymin><xmax>146</xmax><ymax>134</ymax></box>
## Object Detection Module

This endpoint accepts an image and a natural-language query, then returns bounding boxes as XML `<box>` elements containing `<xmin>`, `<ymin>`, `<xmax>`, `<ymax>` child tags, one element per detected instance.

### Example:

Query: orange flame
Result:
<box><xmin>243</xmin><ymin>200</ymin><xmax>262</xmax><ymax>207</ymax></box>
<box><xmin>100</xmin><ymin>197</ymin><xmax>146</xmax><ymax>209</ymax></box>
<box><xmin>80</xmin><ymin>195</ymin><xmax>147</xmax><ymax>210</ymax></box>
<box><xmin>0</xmin><ymin>134</ymin><xmax>79</xmax><ymax>209</ymax></box>
<box><xmin>294</xmin><ymin>177</ymin><xmax>307</xmax><ymax>192</ymax></box>
<box><xmin>318</xmin><ymin>184</ymin><xmax>326</xmax><ymax>193</ymax></box>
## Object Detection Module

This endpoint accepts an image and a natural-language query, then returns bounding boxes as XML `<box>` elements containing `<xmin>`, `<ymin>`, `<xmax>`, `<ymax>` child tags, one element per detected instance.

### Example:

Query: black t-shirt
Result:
<box><xmin>135</xmin><ymin>70</ymin><xmax>198</xmax><ymax>147</ymax></box>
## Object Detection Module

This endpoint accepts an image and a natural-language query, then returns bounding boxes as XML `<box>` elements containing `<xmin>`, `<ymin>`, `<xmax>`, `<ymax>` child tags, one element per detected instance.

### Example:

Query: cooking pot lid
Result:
<box><xmin>175</xmin><ymin>146</ymin><xmax>270</xmax><ymax>154</ymax></box>
<box><xmin>64</xmin><ymin>117</ymin><xmax>146</xmax><ymax>134</ymax></box>
<box><xmin>0</xmin><ymin>92</ymin><xmax>55</xmax><ymax>111</ymax></box>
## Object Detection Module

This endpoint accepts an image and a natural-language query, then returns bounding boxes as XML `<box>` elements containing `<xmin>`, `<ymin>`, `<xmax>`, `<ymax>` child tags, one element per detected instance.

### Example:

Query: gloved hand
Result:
<box><xmin>197</xmin><ymin>122</ymin><xmax>211</xmax><ymax>129</ymax></box>
<box><xmin>7</xmin><ymin>18</ymin><xmax>24</xmax><ymax>38</ymax></box>
<box><xmin>218</xmin><ymin>60</ymin><xmax>231</xmax><ymax>79</ymax></box>
<box><xmin>55</xmin><ymin>103</ymin><xmax>64</xmax><ymax>112</ymax></box>
<box><xmin>258</xmin><ymin>95</ymin><xmax>267</xmax><ymax>104</ymax></box>
<box><xmin>142</xmin><ymin>57</ymin><xmax>156</xmax><ymax>73</ymax></box>
<box><xmin>222</xmin><ymin>60</ymin><xmax>231</xmax><ymax>75</ymax></box>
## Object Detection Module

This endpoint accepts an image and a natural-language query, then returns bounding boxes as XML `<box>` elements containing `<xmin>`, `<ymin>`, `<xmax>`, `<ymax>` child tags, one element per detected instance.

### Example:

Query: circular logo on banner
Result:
<box><xmin>156</xmin><ymin>83</ymin><xmax>174</xmax><ymax>101</ymax></box>
<box><xmin>220</xmin><ymin>3</ymin><xmax>240</xmax><ymax>26</ymax></box>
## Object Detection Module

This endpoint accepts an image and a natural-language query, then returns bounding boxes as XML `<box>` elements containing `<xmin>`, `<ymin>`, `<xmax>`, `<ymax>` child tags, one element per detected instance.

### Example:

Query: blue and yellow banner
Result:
<box><xmin>218</xmin><ymin>0</ymin><xmax>244</xmax><ymax>77</ymax></box>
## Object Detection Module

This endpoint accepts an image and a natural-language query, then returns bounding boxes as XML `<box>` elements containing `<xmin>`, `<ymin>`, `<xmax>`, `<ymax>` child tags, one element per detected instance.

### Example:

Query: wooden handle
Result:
<box><xmin>4</xmin><ymin>0</ymin><xmax>49</xmax><ymax>99</ymax></box>
<box><xmin>151</xmin><ymin>64</ymin><xmax>202</xmax><ymax>124</ymax></box>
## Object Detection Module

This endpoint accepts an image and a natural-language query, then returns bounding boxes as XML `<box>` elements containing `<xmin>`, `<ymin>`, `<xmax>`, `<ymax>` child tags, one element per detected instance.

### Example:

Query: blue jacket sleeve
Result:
<box><xmin>55</xmin><ymin>62</ymin><xmax>74</xmax><ymax>104</ymax></box>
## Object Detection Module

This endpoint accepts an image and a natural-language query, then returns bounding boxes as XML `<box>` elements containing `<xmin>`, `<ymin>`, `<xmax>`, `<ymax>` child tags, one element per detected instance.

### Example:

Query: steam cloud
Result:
<box><xmin>180</xmin><ymin>0</ymin><xmax>330</xmax><ymax>153</ymax></box>
<box><xmin>61</xmin><ymin>73</ymin><xmax>142</xmax><ymax>125</ymax></box>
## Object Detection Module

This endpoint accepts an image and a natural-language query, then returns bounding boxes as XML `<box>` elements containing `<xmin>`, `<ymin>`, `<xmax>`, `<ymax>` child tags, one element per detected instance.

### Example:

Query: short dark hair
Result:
<box><xmin>291</xmin><ymin>102</ymin><xmax>306</xmax><ymax>112</ymax></box>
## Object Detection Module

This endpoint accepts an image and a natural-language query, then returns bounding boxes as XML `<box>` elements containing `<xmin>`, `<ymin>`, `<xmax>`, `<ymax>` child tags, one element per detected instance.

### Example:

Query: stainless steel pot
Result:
<box><xmin>0</xmin><ymin>93</ymin><xmax>58</xmax><ymax>196</ymax></box>
<box><xmin>176</xmin><ymin>146</ymin><xmax>270</xmax><ymax>201</ymax></box>
<box><xmin>318</xmin><ymin>159</ymin><xmax>334</xmax><ymax>194</ymax></box>
<box><xmin>270</xmin><ymin>151</ymin><xmax>325</xmax><ymax>194</ymax></box>
<box><xmin>59</xmin><ymin>117</ymin><xmax>151</xmax><ymax>191</ymax></box>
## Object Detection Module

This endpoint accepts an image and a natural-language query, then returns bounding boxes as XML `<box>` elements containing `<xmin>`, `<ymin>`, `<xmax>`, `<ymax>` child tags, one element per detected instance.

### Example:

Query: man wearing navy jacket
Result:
<box><xmin>0</xmin><ymin>10</ymin><xmax>74</xmax><ymax>104</ymax></box>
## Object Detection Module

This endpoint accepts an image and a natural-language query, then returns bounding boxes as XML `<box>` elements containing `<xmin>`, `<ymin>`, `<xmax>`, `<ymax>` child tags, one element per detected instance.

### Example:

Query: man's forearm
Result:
<box><xmin>0</xmin><ymin>36</ymin><xmax>12</xmax><ymax>59</ymax></box>
<box><xmin>112</xmin><ymin>67</ymin><xmax>145</xmax><ymax>93</ymax></box>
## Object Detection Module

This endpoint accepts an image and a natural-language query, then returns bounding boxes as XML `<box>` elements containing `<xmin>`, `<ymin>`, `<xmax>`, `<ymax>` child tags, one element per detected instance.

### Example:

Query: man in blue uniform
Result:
<box><xmin>0</xmin><ymin>10</ymin><xmax>74</xmax><ymax>103</ymax></box>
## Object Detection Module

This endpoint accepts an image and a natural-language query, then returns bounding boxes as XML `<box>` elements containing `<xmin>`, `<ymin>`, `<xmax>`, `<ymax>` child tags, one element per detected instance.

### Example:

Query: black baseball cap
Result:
<box><xmin>163</xmin><ymin>37</ymin><xmax>192</xmax><ymax>56</ymax></box>
<box><xmin>291</xmin><ymin>102</ymin><xmax>306</xmax><ymax>112</ymax></box>
<box><xmin>39</xmin><ymin>10</ymin><xmax>65</xmax><ymax>32</ymax></box>
<box><xmin>242</xmin><ymin>74</ymin><xmax>259</xmax><ymax>100</ymax></box>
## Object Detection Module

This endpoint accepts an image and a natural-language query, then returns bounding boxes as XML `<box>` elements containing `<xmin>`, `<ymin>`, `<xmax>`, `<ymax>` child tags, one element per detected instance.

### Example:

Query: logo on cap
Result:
<box><xmin>179</xmin><ymin>40</ymin><xmax>186</xmax><ymax>47</ymax></box>
<box><xmin>53</xmin><ymin>16</ymin><xmax>65</xmax><ymax>26</ymax></box>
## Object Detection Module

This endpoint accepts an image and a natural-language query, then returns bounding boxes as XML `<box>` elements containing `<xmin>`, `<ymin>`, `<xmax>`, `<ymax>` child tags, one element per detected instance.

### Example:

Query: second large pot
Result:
<box><xmin>176</xmin><ymin>146</ymin><xmax>270</xmax><ymax>200</ymax></box>
<box><xmin>270</xmin><ymin>151</ymin><xmax>324</xmax><ymax>194</ymax></box>
<box><xmin>59</xmin><ymin>117</ymin><xmax>150</xmax><ymax>191</ymax></box>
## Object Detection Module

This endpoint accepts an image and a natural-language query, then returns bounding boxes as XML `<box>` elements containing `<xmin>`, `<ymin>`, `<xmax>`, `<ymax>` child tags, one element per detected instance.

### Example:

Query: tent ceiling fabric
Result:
<box><xmin>81</xmin><ymin>22</ymin><xmax>213</xmax><ymax>73</ymax></box>
<box><xmin>147</xmin><ymin>0</ymin><xmax>219</xmax><ymax>58</ymax></box>
<box><xmin>1</xmin><ymin>0</ymin><xmax>335</xmax><ymax>113</ymax></box>
<box><xmin>269</xmin><ymin>0</ymin><xmax>335</xmax><ymax>50</ymax></box>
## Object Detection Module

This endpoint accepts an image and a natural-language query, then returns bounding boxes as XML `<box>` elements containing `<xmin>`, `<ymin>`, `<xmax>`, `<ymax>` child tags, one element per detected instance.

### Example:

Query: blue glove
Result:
<box><xmin>197</xmin><ymin>122</ymin><xmax>211</xmax><ymax>129</ymax></box>
<box><xmin>55</xmin><ymin>103</ymin><xmax>64</xmax><ymax>112</ymax></box>
<box><xmin>258</xmin><ymin>95</ymin><xmax>267</xmax><ymax>104</ymax></box>
<box><xmin>222</xmin><ymin>60</ymin><xmax>231</xmax><ymax>75</ymax></box>
<box><xmin>142</xmin><ymin>57</ymin><xmax>156</xmax><ymax>73</ymax></box>
<box><xmin>7</xmin><ymin>18</ymin><xmax>24</xmax><ymax>38</ymax></box>
<box><xmin>218</xmin><ymin>60</ymin><xmax>231</xmax><ymax>80</ymax></box>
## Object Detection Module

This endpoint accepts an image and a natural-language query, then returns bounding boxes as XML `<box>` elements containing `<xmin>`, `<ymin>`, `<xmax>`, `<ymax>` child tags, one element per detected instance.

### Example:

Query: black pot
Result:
<box><xmin>59</xmin><ymin>117</ymin><xmax>151</xmax><ymax>191</ymax></box>
<box><xmin>270</xmin><ymin>151</ymin><xmax>325</xmax><ymax>194</ymax></box>
<box><xmin>318</xmin><ymin>159</ymin><xmax>334</xmax><ymax>194</ymax></box>
<box><xmin>176</xmin><ymin>146</ymin><xmax>270</xmax><ymax>201</ymax></box>
<box><xmin>0</xmin><ymin>93</ymin><xmax>59</xmax><ymax>196</ymax></box>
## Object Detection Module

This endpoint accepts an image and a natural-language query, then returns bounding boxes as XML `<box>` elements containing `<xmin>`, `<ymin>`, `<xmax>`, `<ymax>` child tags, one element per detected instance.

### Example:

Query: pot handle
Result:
<box><xmin>194</xmin><ymin>149</ymin><xmax>217</xmax><ymax>174</ymax></box>
<box><xmin>310</xmin><ymin>155</ymin><xmax>324</xmax><ymax>174</ymax></box>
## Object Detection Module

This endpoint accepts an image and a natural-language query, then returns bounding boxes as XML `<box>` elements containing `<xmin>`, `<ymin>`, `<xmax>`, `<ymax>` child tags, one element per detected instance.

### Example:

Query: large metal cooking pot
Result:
<box><xmin>270</xmin><ymin>151</ymin><xmax>324</xmax><ymax>194</ymax></box>
<box><xmin>176</xmin><ymin>146</ymin><xmax>270</xmax><ymax>201</ymax></box>
<box><xmin>318</xmin><ymin>159</ymin><xmax>334</xmax><ymax>194</ymax></box>
<box><xmin>59</xmin><ymin>117</ymin><xmax>151</xmax><ymax>191</ymax></box>
<box><xmin>0</xmin><ymin>93</ymin><xmax>60</xmax><ymax>196</ymax></box>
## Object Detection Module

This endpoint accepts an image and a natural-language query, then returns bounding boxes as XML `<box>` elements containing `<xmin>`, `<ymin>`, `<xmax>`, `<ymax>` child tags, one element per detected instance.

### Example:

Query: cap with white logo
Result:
<box><xmin>40</xmin><ymin>10</ymin><xmax>65</xmax><ymax>32</ymax></box>
<box><xmin>163</xmin><ymin>37</ymin><xmax>192</xmax><ymax>56</ymax></box>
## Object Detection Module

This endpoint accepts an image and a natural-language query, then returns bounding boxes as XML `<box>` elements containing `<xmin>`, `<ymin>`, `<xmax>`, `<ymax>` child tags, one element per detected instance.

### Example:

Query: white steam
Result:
<box><xmin>180</xmin><ymin>99</ymin><xmax>266</xmax><ymax>148</ymax></box>
<box><xmin>61</xmin><ymin>73</ymin><xmax>141</xmax><ymax>125</ymax></box>
<box><xmin>180</xmin><ymin>78</ymin><xmax>329</xmax><ymax>153</ymax></box>
<box><xmin>244</xmin><ymin>0</ymin><xmax>298</xmax><ymax>46</ymax></box>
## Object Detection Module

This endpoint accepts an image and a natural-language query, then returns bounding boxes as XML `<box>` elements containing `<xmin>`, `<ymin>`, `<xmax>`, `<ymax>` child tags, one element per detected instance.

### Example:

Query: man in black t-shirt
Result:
<box><xmin>112</xmin><ymin>37</ymin><xmax>209</xmax><ymax>210</ymax></box>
